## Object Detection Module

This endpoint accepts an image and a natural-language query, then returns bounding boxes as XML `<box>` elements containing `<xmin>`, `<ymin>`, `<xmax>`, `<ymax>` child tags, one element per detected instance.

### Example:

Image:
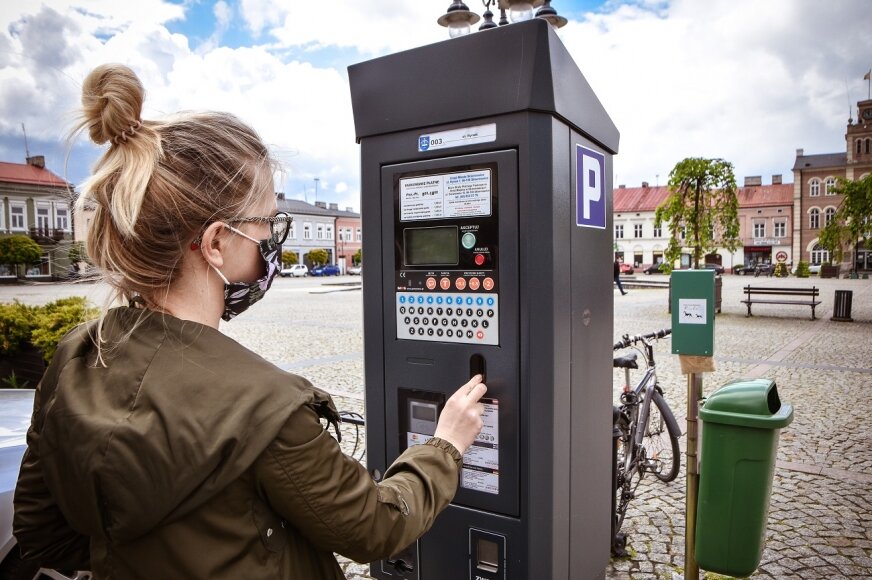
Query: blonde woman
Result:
<box><xmin>14</xmin><ymin>64</ymin><xmax>486</xmax><ymax>579</ymax></box>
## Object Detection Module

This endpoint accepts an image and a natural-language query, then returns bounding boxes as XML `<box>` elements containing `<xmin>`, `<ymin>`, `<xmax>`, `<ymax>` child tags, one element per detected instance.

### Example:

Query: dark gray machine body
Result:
<box><xmin>349</xmin><ymin>19</ymin><xmax>619</xmax><ymax>580</ymax></box>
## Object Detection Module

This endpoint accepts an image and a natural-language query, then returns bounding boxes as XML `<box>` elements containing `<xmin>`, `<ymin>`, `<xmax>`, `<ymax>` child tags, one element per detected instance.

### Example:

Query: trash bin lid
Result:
<box><xmin>699</xmin><ymin>378</ymin><xmax>793</xmax><ymax>429</ymax></box>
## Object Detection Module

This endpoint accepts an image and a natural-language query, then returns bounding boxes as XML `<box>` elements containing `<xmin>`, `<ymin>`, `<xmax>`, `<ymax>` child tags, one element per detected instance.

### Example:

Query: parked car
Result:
<box><xmin>280</xmin><ymin>264</ymin><xmax>308</xmax><ymax>277</ymax></box>
<box><xmin>642</xmin><ymin>262</ymin><xmax>666</xmax><ymax>274</ymax></box>
<box><xmin>347</xmin><ymin>264</ymin><xmax>362</xmax><ymax>275</ymax></box>
<box><xmin>619</xmin><ymin>262</ymin><xmax>634</xmax><ymax>274</ymax></box>
<box><xmin>310</xmin><ymin>264</ymin><xmax>341</xmax><ymax>276</ymax></box>
<box><xmin>808</xmin><ymin>264</ymin><xmax>822</xmax><ymax>275</ymax></box>
<box><xmin>1</xmin><ymin>389</ymin><xmax>93</xmax><ymax>580</ymax></box>
<box><xmin>702</xmin><ymin>263</ymin><xmax>725</xmax><ymax>275</ymax></box>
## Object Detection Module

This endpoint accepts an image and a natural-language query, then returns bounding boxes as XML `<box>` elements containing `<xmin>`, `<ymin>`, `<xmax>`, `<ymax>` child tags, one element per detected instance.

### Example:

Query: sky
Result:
<box><xmin>1</xmin><ymin>0</ymin><xmax>871</xmax><ymax>213</ymax></box>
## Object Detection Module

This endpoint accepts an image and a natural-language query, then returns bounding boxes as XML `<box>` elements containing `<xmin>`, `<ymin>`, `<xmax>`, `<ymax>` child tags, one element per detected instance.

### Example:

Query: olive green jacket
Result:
<box><xmin>14</xmin><ymin>307</ymin><xmax>462</xmax><ymax>579</ymax></box>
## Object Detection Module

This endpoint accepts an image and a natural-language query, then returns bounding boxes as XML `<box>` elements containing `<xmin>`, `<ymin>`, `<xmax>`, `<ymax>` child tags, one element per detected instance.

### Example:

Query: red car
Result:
<box><xmin>619</xmin><ymin>262</ymin><xmax>634</xmax><ymax>274</ymax></box>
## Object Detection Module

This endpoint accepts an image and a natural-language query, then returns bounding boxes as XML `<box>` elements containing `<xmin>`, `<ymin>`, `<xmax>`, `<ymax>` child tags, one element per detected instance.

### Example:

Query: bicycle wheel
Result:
<box><xmin>613</xmin><ymin>410</ymin><xmax>635</xmax><ymax>536</ymax></box>
<box><xmin>641</xmin><ymin>390</ymin><xmax>681</xmax><ymax>482</ymax></box>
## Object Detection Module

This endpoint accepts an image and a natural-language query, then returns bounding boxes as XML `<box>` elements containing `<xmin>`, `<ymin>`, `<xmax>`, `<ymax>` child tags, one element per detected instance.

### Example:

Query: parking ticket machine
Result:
<box><xmin>349</xmin><ymin>19</ymin><xmax>619</xmax><ymax>579</ymax></box>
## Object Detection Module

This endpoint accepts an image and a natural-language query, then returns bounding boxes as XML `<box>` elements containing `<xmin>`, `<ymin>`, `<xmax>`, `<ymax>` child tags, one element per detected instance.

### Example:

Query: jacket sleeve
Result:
<box><xmin>253</xmin><ymin>403</ymin><xmax>462</xmax><ymax>563</ymax></box>
<box><xmin>13</xmin><ymin>379</ymin><xmax>91</xmax><ymax>570</ymax></box>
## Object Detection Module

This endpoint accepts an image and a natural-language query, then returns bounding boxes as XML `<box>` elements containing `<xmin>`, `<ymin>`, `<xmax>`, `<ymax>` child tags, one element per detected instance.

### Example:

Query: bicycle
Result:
<box><xmin>611</xmin><ymin>328</ymin><xmax>682</xmax><ymax>555</ymax></box>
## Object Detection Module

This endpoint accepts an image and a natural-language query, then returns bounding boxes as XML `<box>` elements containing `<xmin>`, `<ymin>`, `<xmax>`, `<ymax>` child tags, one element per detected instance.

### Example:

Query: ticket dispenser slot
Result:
<box><xmin>470</xmin><ymin>529</ymin><xmax>506</xmax><ymax>579</ymax></box>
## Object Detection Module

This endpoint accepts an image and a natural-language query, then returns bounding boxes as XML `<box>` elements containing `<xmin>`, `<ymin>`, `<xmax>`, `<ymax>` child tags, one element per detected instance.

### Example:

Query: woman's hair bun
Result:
<box><xmin>80</xmin><ymin>64</ymin><xmax>145</xmax><ymax>146</ymax></box>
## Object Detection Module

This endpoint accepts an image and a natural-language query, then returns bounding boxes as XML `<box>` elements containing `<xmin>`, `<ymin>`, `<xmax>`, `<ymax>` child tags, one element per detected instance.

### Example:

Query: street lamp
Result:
<box><xmin>438</xmin><ymin>0</ymin><xmax>566</xmax><ymax>36</ymax></box>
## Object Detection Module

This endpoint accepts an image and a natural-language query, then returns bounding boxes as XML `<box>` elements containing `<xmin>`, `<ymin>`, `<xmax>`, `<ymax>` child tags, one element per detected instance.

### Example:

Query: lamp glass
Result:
<box><xmin>449</xmin><ymin>20</ymin><xmax>472</xmax><ymax>37</ymax></box>
<box><xmin>508</xmin><ymin>2</ymin><xmax>534</xmax><ymax>22</ymax></box>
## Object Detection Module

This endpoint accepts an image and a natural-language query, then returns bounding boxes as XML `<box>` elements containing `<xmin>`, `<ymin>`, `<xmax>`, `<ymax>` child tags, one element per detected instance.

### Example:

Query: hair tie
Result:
<box><xmin>112</xmin><ymin>119</ymin><xmax>143</xmax><ymax>146</ymax></box>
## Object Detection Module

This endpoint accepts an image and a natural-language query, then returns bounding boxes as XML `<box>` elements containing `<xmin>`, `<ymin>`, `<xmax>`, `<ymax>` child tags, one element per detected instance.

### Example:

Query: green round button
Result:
<box><xmin>461</xmin><ymin>232</ymin><xmax>477</xmax><ymax>249</ymax></box>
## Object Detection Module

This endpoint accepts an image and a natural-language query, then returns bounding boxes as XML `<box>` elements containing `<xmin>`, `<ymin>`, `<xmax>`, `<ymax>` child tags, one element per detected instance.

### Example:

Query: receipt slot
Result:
<box><xmin>349</xmin><ymin>19</ymin><xmax>619</xmax><ymax>579</ymax></box>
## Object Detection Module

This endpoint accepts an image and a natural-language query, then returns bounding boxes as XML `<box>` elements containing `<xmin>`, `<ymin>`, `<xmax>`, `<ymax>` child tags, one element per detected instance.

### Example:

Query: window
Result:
<box><xmin>36</xmin><ymin>207</ymin><xmax>50</xmax><ymax>230</ymax></box>
<box><xmin>303</xmin><ymin>222</ymin><xmax>312</xmax><ymax>240</ymax></box>
<box><xmin>824</xmin><ymin>177</ymin><xmax>836</xmax><ymax>196</ymax></box>
<box><xmin>316</xmin><ymin>224</ymin><xmax>324</xmax><ymax>240</ymax></box>
<box><xmin>10</xmin><ymin>202</ymin><xmax>26</xmax><ymax>230</ymax></box>
<box><xmin>0</xmin><ymin>200</ymin><xmax>4</xmax><ymax>231</ymax></box>
<box><xmin>858</xmin><ymin>139</ymin><xmax>863</xmax><ymax>155</ymax></box>
<box><xmin>866</xmin><ymin>138</ymin><xmax>871</xmax><ymax>154</ymax></box>
<box><xmin>615</xmin><ymin>224</ymin><xmax>624</xmax><ymax>238</ymax></box>
<box><xmin>753</xmin><ymin>222</ymin><xmax>765</xmax><ymax>238</ymax></box>
<box><xmin>809</xmin><ymin>208</ymin><xmax>820</xmax><ymax>229</ymax></box>
<box><xmin>653</xmin><ymin>225</ymin><xmax>662</xmax><ymax>238</ymax></box>
<box><xmin>326</xmin><ymin>225</ymin><xmax>334</xmax><ymax>240</ymax></box>
<box><xmin>633</xmin><ymin>224</ymin><xmax>643</xmax><ymax>238</ymax></box>
<box><xmin>824</xmin><ymin>207</ymin><xmax>835</xmax><ymax>226</ymax></box>
<box><xmin>289</xmin><ymin>221</ymin><xmax>297</xmax><ymax>240</ymax></box>
<box><xmin>810</xmin><ymin>243</ymin><xmax>829</xmax><ymax>265</ymax></box>
<box><xmin>774</xmin><ymin>221</ymin><xmax>786</xmax><ymax>238</ymax></box>
<box><xmin>809</xmin><ymin>179</ymin><xmax>820</xmax><ymax>197</ymax></box>
<box><xmin>55</xmin><ymin>204</ymin><xmax>69</xmax><ymax>230</ymax></box>
<box><xmin>356</xmin><ymin>228</ymin><xmax>362</xmax><ymax>242</ymax></box>
<box><xmin>679</xmin><ymin>226</ymin><xmax>686</xmax><ymax>240</ymax></box>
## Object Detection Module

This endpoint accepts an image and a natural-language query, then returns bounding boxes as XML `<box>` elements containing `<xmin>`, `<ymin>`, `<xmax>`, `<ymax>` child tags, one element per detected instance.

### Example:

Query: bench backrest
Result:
<box><xmin>744</xmin><ymin>285</ymin><xmax>818</xmax><ymax>296</ymax></box>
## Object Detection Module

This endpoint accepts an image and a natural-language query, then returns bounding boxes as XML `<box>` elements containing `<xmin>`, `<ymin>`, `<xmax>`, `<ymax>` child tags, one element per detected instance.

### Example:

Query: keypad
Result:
<box><xmin>397</xmin><ymin>292</ymin><xmax>499</xmax><ymax>345</ymax></box>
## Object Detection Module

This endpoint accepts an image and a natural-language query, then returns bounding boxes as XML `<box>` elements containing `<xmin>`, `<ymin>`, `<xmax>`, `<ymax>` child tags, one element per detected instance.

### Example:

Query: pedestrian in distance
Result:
<box><xmin>13</xmin><ymin>63</ymin><xmax>487</xmax><ymax>579</ymax></box>
<box><xmin>614</xmin><ymin>257</ymin><xmax>628</xmax><ymax>295</ymax></box>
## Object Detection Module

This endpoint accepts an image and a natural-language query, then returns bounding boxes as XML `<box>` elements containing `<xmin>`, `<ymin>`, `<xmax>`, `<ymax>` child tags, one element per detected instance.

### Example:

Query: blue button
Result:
<box><xmin>417</xmin><ymin>296</ymin><xmax>424</xmax><ymax>304</ymax></box>
<box><xmin>436</xmin><ymin>296</ymin><xmax>443</xmax><ymax>304</ymax></box>
<box><xmin>427</xmin><ymin>296</ymin><xmax>434</xmax><ymax>304</ymax></box>
<box><xmin>399</xmin><ymin>296</ymin><xmax>405</xmax><ymax>304</ymax></box>
<box><xmin>466</xmin><ymin>297</ymin><xmax>474</xmax><ymax>305</ymax></box>
<box><xmin>476</xmin><ymin>297</ymin><xmax>484</xmax><ymax>306</ymax></box>
<box><xmin>447</xmin><ymin>297</ymin><xmax>453</xmax><ymax>304</ymax></box>
<box><xmin>487</xmin><ymin>297</ymin><xmax>494</xmax><ymax>306</ymax></box>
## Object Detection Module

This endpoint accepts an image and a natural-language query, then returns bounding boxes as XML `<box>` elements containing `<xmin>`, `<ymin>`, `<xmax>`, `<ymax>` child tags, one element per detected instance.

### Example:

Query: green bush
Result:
<box><xmin>0</xmin><ymin>301</ymin><xmax>36</xmax><ymax>355</ymax></box>
<box><xmin>795</xmin><ymin>261</ymin><xmax>810</xmax><ymax>278</ymax></box>
<box><xmin>281</xmin><ymin>250</ymin><xmax>299</xmax><ymax>266</ymax></box>
<box><xmin>0</xmin><ymin>297</ymin><xmax>99</xmax><ymax>362</ymax></box>
<box><xmin>774</xmin><ymin>262</ymin><xmax>789</xmax><ymax>277</ymax></box>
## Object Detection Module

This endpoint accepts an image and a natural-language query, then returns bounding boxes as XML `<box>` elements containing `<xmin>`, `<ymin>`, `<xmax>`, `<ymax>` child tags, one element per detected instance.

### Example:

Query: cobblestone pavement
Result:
<box><xmin>4</xmin><ymin>274</ymin><xmax>871</xmax><ymax>579</ymax></box>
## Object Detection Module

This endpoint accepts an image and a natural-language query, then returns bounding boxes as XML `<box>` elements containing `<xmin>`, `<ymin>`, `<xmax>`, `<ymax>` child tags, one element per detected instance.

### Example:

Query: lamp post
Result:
<box><xmin>438</xmin><ymin>0</ymin><xmax>567</xmax><ymax>36</ymax></box>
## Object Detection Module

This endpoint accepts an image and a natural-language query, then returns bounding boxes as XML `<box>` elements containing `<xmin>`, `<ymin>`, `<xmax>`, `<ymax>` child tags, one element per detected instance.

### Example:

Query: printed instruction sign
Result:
<box><xmin>400</xmin><ymin>170</ymin><xmax>492</xmax><ymax>222</ymax></box>
<box><xmin>678</xmin><ymin>299</ymin><xmax>707</xmax><ymax>325</ymax></box>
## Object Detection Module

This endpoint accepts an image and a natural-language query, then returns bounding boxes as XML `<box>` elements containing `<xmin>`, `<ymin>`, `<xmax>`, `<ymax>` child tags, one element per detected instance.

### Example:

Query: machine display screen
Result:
<box><xmin>404</xmin><ymin>226</ymin><xmax>459</xmax><ymax>266</ymax></box>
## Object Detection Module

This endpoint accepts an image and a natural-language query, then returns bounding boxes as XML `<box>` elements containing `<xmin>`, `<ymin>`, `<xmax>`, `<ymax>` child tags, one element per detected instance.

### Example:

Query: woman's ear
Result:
<box><xmin>199</xmin><ymin>222</ymin><xmax>227</xmax><ymax>269</ymax></box>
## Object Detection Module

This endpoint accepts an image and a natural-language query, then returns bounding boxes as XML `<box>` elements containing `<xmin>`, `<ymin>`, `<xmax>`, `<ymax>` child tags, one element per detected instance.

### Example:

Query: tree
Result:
<box><xmin>353</xmin><ymin>248</ymin><xmax>362</xmax><ymax>265</ymax></box>
<box><xmin>0</xmin><ymin>235</ymin><xmax>43</xmax><ymax>278</ymax></box>
<box><xmin>306</xmin><ymin>248</ymin><xmax>329</xmax><ymax>265</ymax></box>
<box><xmin>819</xmin><ymin>173</ymin><xmax>872</xmax><ymax>266</ymax></box>
<box><xmin>654</xmin><ymin>158</ymin><xmax>740</xmax><ymax>272</ymax></box>
<box><xmin>67</xmin><ymin>241</ymin><xmax>90</xmax><ymax>265</ymax></box>
<box><xmin>281</xmin><ymin>250</ymin><xmax>298</xmax><ymax>266</ymax></box>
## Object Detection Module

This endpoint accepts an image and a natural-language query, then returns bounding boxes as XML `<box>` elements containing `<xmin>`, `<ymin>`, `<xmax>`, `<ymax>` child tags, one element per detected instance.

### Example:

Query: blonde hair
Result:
<box><xmin>74</xmin><ymin>63</ymin><xmax>276</xmax><ymax>309</ymax></box>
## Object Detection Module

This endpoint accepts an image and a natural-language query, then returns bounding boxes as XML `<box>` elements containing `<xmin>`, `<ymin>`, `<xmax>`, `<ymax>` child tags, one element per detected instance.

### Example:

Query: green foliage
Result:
<box><xmin>820</xmin><ymin>173</ymin><xmax>872</xmax><ymax>263</ymax></box>
<box><xmin>0</xmin><ymin>297</ymin><xmax>98</xmax><ymax>362</ymax></box>
<box><xmin>281</xmin><ymin>250</ymin><xmax>298</xmax><ymax>266</ymax></box>
<box><xmin>654</xmin><ymin>158</ymin><xmax>740</xmax><ymax>273</ymax></box>
<box><xmin>774</xmin><ymin>262</ymin><xmax>789</xmax><ymax>277</ymax></box>
<box><xmin>1</xmin><ymin>371</ymin><xmax>31</xmax><ymax>389</ymax></box>
<box><xmin>0</xmin><ymin>301</ymin><xmax>36</xmax><ymax>355</ymax></box>
<box><xmin>795</xmin><ymin>261</ymin><xmax>810</xmax><ymax>278</ymax></box>
<box><xmin>0</xmin><ymin>235</ymin><xmax>43</xmax><ymax>276</ymax></box>
<box><xmin>306</xmin><ymin>248</ymin><xmax>329</xmax><ymax>265</ymax></box>
<box><xmin>67</xmin><ymin>241</ymin><xmax>90</xmax><ymax>265</ymax></box>
<box><xmin>353</xmin><ymin>248</ymin><xmax>362</xmax><ymax>265</ymax></box>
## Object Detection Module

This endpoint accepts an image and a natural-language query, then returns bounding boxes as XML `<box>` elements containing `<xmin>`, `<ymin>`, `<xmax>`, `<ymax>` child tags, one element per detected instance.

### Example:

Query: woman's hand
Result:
<box><xmin>433</xmin><ymin>375</ymin><xmax>487</xmax><ymax>455</ymax></box>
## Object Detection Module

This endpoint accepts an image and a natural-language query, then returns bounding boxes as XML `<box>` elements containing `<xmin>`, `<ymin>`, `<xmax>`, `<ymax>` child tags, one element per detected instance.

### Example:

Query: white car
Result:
<box><xmin>280</xmin><ymin>264</ymin><xmax>308</xmax><ymax>277</ymax></box>
<box><xmin>347</xmin><ymin>265</ymin><xmax>362</xmax><ymax>275</ymax></box>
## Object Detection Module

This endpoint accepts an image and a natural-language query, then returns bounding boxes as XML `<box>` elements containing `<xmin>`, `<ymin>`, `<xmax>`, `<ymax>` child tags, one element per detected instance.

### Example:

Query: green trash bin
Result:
<box><xmin>696</xmin><ymin>378</ymin><xmax>793</xmax><ymax>577</ymax></box>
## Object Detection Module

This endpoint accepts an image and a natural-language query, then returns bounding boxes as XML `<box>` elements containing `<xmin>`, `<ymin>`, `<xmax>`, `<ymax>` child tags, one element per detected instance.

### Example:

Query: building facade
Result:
<box><xmin>276</xmin><ymin>197</ymin><xmax>361</xmax><ymax>270</ymax></box>
<box><xmin>735</xmin><ymin>176</ymin><xmax>793</xmax><ymax>268</ymax></box>
<box><xmin>613</xmin><ymin>182</ymin><xmax>671</xmax><ymax>268</ymax></box>
<box><xmin>1</xmin><ymin>156</ymin><xmax>74</xmax><ymax>278</ymax></box>
<box><xmin>792</xmin><ymin>98</ymin><xmax>872</xmax><ymax>272</ymax></box>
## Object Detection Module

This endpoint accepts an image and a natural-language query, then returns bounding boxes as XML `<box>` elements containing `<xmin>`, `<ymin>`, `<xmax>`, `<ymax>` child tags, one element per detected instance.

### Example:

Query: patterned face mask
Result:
<box><xmin>210</xmin><ymin>225</ymin><xmax>281</xmax><ymax>321</ymax></box>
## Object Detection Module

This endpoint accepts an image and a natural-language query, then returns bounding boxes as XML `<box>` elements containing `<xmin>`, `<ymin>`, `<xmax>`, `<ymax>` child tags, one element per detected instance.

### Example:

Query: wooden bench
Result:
<box><xmin>741</xmin><ymin>286</ymin><xmax>821</xmax><ymax>320</ymax></box>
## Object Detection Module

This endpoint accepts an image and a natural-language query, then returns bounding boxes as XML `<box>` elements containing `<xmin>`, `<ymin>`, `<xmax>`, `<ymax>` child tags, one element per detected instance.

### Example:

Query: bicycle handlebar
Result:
<box><xmin>613</xmin><ymin>328</ymin><xmax>672</xmax><ymax>350</ymax></box>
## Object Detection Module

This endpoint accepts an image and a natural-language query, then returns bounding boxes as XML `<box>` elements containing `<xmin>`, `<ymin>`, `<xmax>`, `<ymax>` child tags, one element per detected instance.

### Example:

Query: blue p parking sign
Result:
<box><xmin>576</xmin><ymin>145</ymin><xmax>606</xmax><ymax>229</ymax></box>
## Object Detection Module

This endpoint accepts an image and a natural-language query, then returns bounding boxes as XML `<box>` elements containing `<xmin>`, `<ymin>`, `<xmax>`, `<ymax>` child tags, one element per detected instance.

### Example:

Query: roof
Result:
<box><xmin>735</xmin><ymin>183</ymin><xmax>794</xmax><ymax>207</ymax></box>
<box><xmin>792</xmin><ymin>152</ymin><xmax>847</xmax><ymax>171</ymax></box>
<box><xmin>613</xmin><ymin>185</ymin><xmax>671</xmax><ymax>212</ymax></box>
<box><xmin>0</xmin><ymin>161</ymin><xmax>70</xmax><ymax>189</ymax></box>
<box><xmin>277</xmin><ymin>197</ymin><xmax>359</xmax><ymax>218</ymax></box>
<box><xmin>614</xmin><ymin>182</ymin><xmax>793</xmax><ymax>213</ymax></box>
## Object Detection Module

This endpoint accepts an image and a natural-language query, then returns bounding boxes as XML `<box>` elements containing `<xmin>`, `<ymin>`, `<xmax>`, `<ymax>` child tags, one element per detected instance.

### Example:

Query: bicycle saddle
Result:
<box><xmin>612</xmin><ymin>352</ymin><xmax>638</xmax><ymax>369</ymax></box>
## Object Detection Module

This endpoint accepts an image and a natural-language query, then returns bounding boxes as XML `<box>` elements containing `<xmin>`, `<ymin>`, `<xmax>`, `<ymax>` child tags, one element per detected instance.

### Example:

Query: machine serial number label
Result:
<box><xmin>418</xmin><ymin>123</ymin><xmax>496</xmax><ymax>152</ymax></box>
<box><xmin>400</xmin><ymin>170</ymin><xmax>492</xmax><ymax>222</ymax></box>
